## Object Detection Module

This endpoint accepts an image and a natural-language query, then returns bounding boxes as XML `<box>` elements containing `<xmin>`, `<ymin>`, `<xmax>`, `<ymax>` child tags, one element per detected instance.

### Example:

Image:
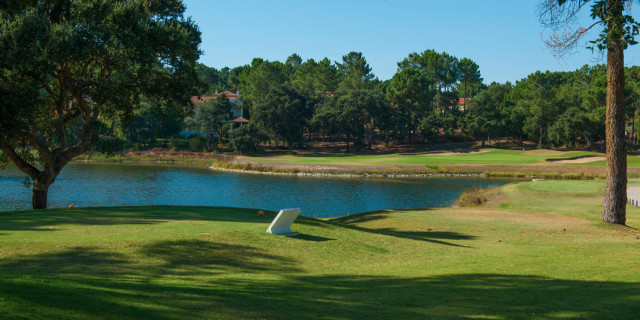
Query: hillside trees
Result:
<box><xmin>0</xmin><ymin>0</ymin><xmax>202</xmax><ymax>209</ymax></box>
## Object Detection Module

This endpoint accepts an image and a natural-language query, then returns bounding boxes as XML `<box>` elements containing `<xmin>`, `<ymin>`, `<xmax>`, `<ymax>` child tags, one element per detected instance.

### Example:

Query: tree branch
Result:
<box><xmin>0</xmin><ymin>138</ymin><xmax>41</xmax><ymax>179</ymax></box>
<box><xmin>546</xmin><ymin>20</ymin><xmax>603</xmax><ymax>57</ymax></box>
<box><xmin>22</xmin><ymin>127</ymin><xmax>57</xmax><ymax>170</ymax></box>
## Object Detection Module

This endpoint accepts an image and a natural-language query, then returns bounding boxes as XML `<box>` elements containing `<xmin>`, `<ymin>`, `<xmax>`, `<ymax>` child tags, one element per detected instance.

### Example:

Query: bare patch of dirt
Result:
<box><xmin>483</xmin><ymin>188</ymin><xmax>509</xmax><ymax>208</ymax></box>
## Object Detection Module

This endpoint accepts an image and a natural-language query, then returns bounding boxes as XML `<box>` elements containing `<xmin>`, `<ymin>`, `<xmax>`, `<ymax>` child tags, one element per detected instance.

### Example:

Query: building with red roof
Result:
<box><xmin>189</xmin><ymin>90</ymin><xmax>247</xmax><ymax>130</ymax></box>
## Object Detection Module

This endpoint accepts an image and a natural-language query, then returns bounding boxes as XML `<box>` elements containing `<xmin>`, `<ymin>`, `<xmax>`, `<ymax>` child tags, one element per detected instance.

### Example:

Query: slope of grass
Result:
<box><xmin>0</xmin><ymin>184</ymin><xmax>639</xmax><ymax>319</ymax></box>
<box><xmin>499</xmin><ymin>179</ymin><xmax>640</xmax><ymax>225</ymax></box>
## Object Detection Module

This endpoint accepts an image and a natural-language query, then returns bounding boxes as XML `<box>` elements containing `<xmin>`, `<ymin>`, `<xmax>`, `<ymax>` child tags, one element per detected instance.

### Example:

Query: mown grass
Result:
<box><xmin>1</xmin><ymin>179</ymin><xmax>639</xmax><ymax>319</ymax></box>
<box><xmin>246</xmin><ymin>149</ymin><xmax>601</xmax><ymax>167</ymax></box>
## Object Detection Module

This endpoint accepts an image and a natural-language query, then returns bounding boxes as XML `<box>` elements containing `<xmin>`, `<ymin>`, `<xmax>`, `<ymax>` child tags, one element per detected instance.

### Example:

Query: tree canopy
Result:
<box><xmin>0</xmin><ymin>0</ymin><xmax>202</xmax><ymax>209</ymax></box>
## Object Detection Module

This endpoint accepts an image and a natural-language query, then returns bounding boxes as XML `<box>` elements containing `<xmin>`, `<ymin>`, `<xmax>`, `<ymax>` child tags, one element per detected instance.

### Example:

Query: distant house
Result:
<box><xmin>187</xmin><ymin>90</ymin><xmax>248</xmax><ymax>136</ymax></box>
<box><xmin>456</xmin><ymin>97</ymin><xmax>471</xmax><ymax>112</ymax></box>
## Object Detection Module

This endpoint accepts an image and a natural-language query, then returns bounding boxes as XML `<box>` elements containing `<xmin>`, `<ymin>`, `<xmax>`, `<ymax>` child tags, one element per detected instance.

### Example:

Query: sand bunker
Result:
<box><xmin>421</xmin><ymin>149</ymin><xmax>490</xmax><ymax>156</ymax></box>
<box><xmin>553</xmin><ymin>156</ymin><xmax>605</xmax><ymax>164</ymax></box>
<box><xmin>523</xmin><ymin>149</ymin><xmax>564</xmax><ymax>156</ymax></box>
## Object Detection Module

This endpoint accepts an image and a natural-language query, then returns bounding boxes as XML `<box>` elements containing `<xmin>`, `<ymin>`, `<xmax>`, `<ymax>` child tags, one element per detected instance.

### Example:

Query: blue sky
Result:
<box><xmin>184</xmin><ymin>0</ymin><xmax>640</xmax><ymax>84</ymax></box>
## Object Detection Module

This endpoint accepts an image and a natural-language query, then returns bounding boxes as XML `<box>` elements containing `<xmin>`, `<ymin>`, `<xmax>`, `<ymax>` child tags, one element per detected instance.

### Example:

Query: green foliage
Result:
<box><xmin>251</xmin><ymin>84</ymin><xmax>312</xmax><ymax>150</ymax></box>
<box><xmin>290</xmin><ymin>57</ymin><xmax>340</xmax><ymax>94</ymax></box>
<box><xmin>239</xmin><ymin>58</ymin><xmax>288</xmax><ymax>105</ymax></box>
<box><xmin>188</xmin><ymin>136</ymin><xmax>205</xmax><ymax>152</ymax></box>
<box><xmin>0</xmin><ymin>0</ymin><xmax>202</xmax><ymax>208</ymax></box>
<box><xmin>456</xmin><ymin>57</ymin><xmax>484</xmax><ymax>100</ymax></box>
<box><xmin>183</xmin><ymin>94</ymin><xmax>233</xmax><ymax>151</ymax></box>
<box><xmin>387</xmin><ymin>67</ymin><xmax>435</xmax><ymax>123</ymax></box>
<box><xmin>336</xmin><ymin>51</ymin><xmax>374</xmax><ymax>92</ymax></box>
<box><xmin>195</xmin><ymin>63</ymin><xmax>231</xmax><ymax>94</ymax></box>
<box><xmin>122</xmin><ymin>101</ymin><xmax>185</xmax><ymax>149</ymax></box>
<box><xmin>166</xmin><ymin>49</ymin><xmax>638</xmax><ymax>151</ymax></box>
<box><xmin>467</xmin><ymin>82</ymin><xmax>512</xmax><ymax>145</ymax></box>
<box><xmin>587</xmin><ymin>0</ymin><xmax>640</xmax><ymax>51</ymax></box>
<box><xmin>231</xmin><ymin>123</ymin><xmax>265</xmax><ymax>154</ymax></box>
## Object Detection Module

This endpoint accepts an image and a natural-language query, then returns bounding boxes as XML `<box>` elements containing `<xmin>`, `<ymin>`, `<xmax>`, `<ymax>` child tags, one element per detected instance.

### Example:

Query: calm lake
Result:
<box><xmin>0</xmin><ymin>163</ymin><xmax>511</xmax><ymax>218</ymax></box>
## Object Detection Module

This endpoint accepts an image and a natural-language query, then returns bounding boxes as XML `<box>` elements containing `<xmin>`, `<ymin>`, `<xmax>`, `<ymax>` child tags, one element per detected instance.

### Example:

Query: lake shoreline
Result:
<box><xmin>207</xmin><ymin>165</ymin><xmax>488</xmax><ymax>178</ymax></box>
<box><xmin>208</xmin><ymin>160</ymin><xmax>605</xmax><ymax>180</ymax></box>
<box><xmin>67</xmin><ymin>148</ymin><xmax>619</xmax><ymax>180</ymax></box>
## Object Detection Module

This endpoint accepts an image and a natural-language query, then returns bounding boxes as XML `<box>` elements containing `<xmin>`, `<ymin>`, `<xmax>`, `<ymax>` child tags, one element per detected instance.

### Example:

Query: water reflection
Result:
<box><xmin>0</xmin><ymin>163</ymin><xmax>510</xmax><ymax>218</ymax></box>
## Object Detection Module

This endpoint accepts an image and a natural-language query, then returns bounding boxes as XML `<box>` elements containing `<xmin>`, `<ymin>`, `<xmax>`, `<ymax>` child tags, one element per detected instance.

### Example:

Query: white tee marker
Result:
<box><xmin>266</xmin><ymin>208</ymin><xmax>302</xmax><ymax>236</ymax></box>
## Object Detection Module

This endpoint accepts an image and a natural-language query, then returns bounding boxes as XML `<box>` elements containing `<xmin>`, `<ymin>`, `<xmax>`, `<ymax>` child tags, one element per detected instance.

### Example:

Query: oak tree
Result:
<box><xmin>0</xmin><ymin>0</ymin><xmax>202</xmax><ymax>209</ymax></box>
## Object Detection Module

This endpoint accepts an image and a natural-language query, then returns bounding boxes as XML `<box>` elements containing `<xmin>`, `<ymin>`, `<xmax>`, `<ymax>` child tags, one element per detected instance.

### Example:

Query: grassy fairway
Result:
<box><xmin>245</xmin><ymin>149</ymin><xmax>600</xmax><ymax>167</ymax></box>
<box><xmin>0</xmin><ymin>184</ymin><xmax>639</xmax><ymax>319</ymax></box>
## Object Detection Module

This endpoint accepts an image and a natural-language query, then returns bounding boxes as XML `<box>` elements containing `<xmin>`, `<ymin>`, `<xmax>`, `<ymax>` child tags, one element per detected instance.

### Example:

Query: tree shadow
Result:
<box><xmin>138</xmin><ymin>239</ymin><xmax>300</xmax><ymax>276</ymax></box>
<box><xmin>0</xmin><ymin>239</ymin><xmax>299</xmax><ymax>278</ymax></box>
<box><xmin>0</xmin><ymin>206</ymin><xmax>275</xmax><ymax>233</ymax></box>
<box><xmin>0</xmin><ymin>268</ymin><xmax>637</xmax><ymax>319</ymax></box>
<box><xmin>340</xmin><ymin>224</ymin><xmax>474</xmax><ymax>247</ymax></box>
<box><xmin>289</xmin><ymin>233</ymin><xmax>336</xmax><ymax>242</ymax></box>
<box><xmin>331</xmin><ymin>209</ymin><xmax>474</xmax><ymax>247</ymax></box>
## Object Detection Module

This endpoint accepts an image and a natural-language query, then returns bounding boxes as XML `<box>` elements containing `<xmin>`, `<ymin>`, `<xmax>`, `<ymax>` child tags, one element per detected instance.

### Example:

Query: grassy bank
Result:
<box><xmin>245</xmin><ymin>149</ymin><xmax>599</xmax><ymax>166</ymax></box>
<box><xmin>220</xmin><ymin>148</ymin><xmax>640</xmax><ymax>179</ymax></box>
<box><xmin>0</xmin><ymin>179</ymin><xmax>639</xmax><ymax>319</ymax></box>
<box><xmin>72</xmin><ymin>148</ymin><xmax>640</xmax><ymax>179</ymax></box>
<box><xmin>73</xmin><ymin>150</ymin><xmax>220</xmax><ymax>164</ymax></box>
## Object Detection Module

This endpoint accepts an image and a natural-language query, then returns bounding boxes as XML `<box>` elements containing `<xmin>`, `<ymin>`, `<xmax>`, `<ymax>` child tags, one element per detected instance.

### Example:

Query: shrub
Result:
<box><xmin>189</xmin><ymin>136</ymin><xmax>205</xmax><ymax>152</ymax></box>
<box><xmin>231</xmin><ymin>124</ymin><xmax>265</xmax><ymax>154</ymax></box>
<box><xmin>456</xmin><ymin>188</ymin><xmax>487</xmax><ymax>207</ymax></box>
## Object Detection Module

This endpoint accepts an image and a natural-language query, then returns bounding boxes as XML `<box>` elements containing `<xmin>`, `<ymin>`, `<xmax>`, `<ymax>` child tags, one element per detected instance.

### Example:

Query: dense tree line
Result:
<box><xmin>191</xmin><ymin>51</ymin><xmax>640</xmax><ymax>154</ymax></box>
<box><xmin>105</xmin><ymin>50</ymin><xmax>640</xmax><ymax>154</ymax></box>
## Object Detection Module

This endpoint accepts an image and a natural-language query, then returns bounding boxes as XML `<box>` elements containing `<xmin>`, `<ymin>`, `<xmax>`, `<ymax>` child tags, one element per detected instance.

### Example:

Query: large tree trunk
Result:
<box><xmin>32</xmin><ymin>179</ymin><xmax>50</xmax><ymax>209</ymax></box>
<box><xmin>538</xmin><ymin>128</ymin><xmax>543</xmax><ymax>148</ymax></box>
<box><xmin>603</xmin><ymin>3</ymin><xmax>627</xmax><ymax>225</ymax></box>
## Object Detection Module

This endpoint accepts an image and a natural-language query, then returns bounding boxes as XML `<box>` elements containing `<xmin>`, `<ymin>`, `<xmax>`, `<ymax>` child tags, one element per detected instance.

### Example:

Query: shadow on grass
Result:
<box><xmin>0</xmin><ymin>257</ymin><xmax>638</xmax><ymax>320</ymax></box>
<box><xmin>331</xmin><ymin>209</ymin><xmax>474</xmax><ymax>247</ymax></box>
<box><xmin>0</xmin><ymin>206</ymin><xmax>282</xmax><ymax>233</ymax></box>
<box><xmin>290</xmin><ymin>233</ymin><xmax>336</xmax><ymax>242</ymax></box>
<box><xmin>0</xmin><ymin>239</ymin><xmax>299</xmax><ymax>278</ymax></box>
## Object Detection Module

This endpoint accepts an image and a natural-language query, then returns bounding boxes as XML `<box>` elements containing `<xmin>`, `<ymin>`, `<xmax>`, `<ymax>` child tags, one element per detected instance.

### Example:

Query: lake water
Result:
<box><xmin>0</xmin><ymin>163</ymin><xmax>511</xmax><ymax>218</ymax></box>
